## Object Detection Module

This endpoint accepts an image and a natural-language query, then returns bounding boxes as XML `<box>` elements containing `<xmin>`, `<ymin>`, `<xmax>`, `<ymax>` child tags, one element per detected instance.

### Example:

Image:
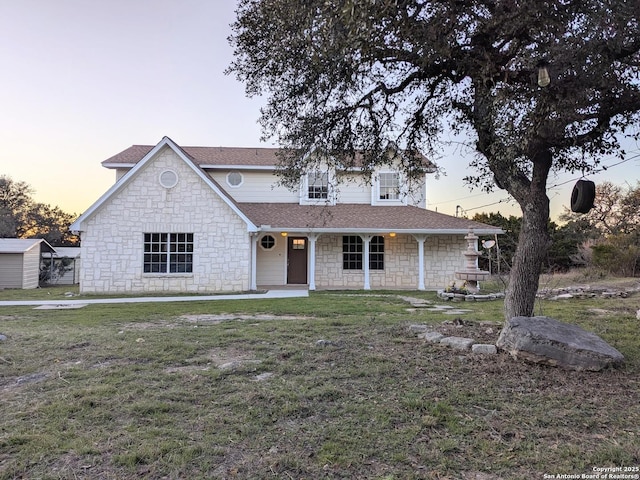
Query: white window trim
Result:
<box><xmin>259</xmin><ymin>234</ymin><xmax>277</xmax><ymax>251</ymax></box>
<box><xmin>372</xmin><ymin>170</ymin><xmax>408</xmax><ymax>206</ymax></box>
<box><xmin>226</xmin><ymin>171</ymin><xmax>244</xmax><ymax>188</ymax></box>
<box><xmin>300</xmin><ymin>169</ymin><xmax>336</xmax><ymax>205</ymax></box>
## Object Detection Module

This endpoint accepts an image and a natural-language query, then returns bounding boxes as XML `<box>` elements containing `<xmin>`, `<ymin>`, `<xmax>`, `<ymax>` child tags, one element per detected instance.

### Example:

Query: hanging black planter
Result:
<box><xmin>570</xmin><ymin>179</ymin><xmax>596</xmax><ymax>213</ymax></box>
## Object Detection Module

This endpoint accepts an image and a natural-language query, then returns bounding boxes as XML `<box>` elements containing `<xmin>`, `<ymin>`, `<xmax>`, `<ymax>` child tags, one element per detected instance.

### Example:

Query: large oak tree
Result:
<box><xmin>228</xmin><ymin>0</ymin><xmax>640</xmax><ymax>319</ymax></box>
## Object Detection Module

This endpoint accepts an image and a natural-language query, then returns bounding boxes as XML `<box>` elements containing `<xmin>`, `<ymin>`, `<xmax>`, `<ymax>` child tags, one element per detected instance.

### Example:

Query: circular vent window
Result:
<box><xmin>227</xmin><ymin>171</ymin><xmax>243</xmax><ymax>187</ymax></box>
<box><xmin>159</xmin><ymin>170</ymin><xmax>178</xmax><ymax>188</ymax></box>
<box><xmin>260</xmin><ymin>235</ymin><xmax>276</xmax><ymax>250</ymax></box>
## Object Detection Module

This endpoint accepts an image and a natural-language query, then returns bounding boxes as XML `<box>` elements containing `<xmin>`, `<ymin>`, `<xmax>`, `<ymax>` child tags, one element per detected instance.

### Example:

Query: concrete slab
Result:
<box><xmin>0</xmin><ymin>289</ymin><xmax>309</xmax><ymax>307</ymax></box>
<box><xmin>34</xmin><ymin>304</ymin><xmax>89</xmax><ymax>310</ymax></box>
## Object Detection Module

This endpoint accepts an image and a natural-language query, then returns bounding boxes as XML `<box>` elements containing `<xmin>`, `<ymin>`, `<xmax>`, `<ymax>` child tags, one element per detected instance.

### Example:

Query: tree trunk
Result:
<box><xmin>503</xmin><ymin>150</ymin><xmax>553</xmax><ymax>320</ymax></box>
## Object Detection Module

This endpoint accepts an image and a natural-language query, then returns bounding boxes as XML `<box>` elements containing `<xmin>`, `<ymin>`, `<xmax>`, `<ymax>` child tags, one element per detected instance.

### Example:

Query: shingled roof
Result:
<box><xmin>238</xmin><ymin>203</ymin><xmax>501</xmax><ymax>234</ymax></box>
<box><xmin>102</xmin><ymin>145</ymin><xmax>281</xmax><ymax>167</ymax></box>
<box><xmin>101</xmin><ymin>144</ymin><xmax>436</xmax><ymax>171</ymax></box>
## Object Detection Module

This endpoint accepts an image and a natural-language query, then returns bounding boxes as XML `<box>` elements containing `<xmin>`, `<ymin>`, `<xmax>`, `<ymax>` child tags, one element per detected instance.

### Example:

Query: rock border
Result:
<box><xmin>409</xmin><ymin>323</ymin><xmax>499</xmax><ymax>355</ymax></box>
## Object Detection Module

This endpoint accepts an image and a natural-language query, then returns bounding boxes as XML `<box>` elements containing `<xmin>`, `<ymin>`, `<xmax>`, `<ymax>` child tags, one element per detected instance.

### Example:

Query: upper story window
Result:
<box><xmin>378</xmin><ymin>172</ymin><xmax>400</xmax><ymax>200</ymax></box>
<box><xmin>226</xmin><ymin>171</ymin><xmax>243</xmax><ymax>187</ymax></box>
<box><xmin>307</xmin><ymin>171</ymin><xmax>329</xmax><ymax>200</ymax></box>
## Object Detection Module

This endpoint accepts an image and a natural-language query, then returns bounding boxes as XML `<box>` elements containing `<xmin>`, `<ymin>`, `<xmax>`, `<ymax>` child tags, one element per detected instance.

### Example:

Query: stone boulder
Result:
<box><xmin>497</xmin><ymin>316</ymin><xmax>624</xmax><ymax>371</ymax></box>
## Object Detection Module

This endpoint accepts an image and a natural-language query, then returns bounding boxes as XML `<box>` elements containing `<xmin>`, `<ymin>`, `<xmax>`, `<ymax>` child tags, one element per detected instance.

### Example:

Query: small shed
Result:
<box><xmin>0</xmin><ymin>239</ymin><xmax>56</xmax><ymax>289</ymax></box>
<box><xmin>44</xmin><ymin>246</ymin><xmax>81</xmax><ymax>285</ymax></box>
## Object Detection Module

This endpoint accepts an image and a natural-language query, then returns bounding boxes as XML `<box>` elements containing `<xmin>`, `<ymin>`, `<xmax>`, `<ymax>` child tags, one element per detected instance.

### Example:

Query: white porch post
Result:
<box><xmin>308</xmin><ymin>233</ymin><xmax>318</xmax><ymax>290</ymax></box>
<box><xmin>361</xmin><ymin>234</ymin><xmax>372</xmax><ymax>290</ymax></box>
<box><xmin>413</xmin><ymin>234</ymin><xmax>427</xmax><ymax>290</ymax></box>
<box><xmin>250</xmin><ymin>232</ymin><xmax>258</xmax><ymax>291</ymax></box>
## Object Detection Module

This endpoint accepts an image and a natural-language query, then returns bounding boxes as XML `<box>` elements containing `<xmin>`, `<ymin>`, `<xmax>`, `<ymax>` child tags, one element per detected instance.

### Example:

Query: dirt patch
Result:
<box><xmin>180</xmin><ymin>313</ymin><xmax>312</xmax><ymax>324</ymax></box>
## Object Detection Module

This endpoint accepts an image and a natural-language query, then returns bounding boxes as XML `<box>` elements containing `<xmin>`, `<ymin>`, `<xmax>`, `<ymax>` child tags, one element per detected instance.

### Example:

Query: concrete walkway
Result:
<box><xmin>0</xmin><ymin>289</ymin><xmax>309</xmax><ymax>307</ymax></box>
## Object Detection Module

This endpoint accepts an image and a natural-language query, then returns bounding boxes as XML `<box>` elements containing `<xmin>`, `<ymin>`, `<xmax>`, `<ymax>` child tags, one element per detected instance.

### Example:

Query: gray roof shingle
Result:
<box><xmin>238</xmin><ymin>203</ymin><xmax>501</xmax><ymax>233</ymax></box>
<box><xmin>103</xmin><ymin>145</ymin><xmax>287</xmax><ymax>167</ymax></box>
<box><xmin>102</xmin><ymin>144</ymin><xmax>436</xmax><ymax>170</ymax></box>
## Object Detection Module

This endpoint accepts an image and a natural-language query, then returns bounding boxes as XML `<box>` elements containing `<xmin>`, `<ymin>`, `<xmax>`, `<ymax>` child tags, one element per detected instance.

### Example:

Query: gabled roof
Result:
<box><xmin>0</xmin><ymin>238</ymin><xmax>56</xmax><ymax>254</ymax></box>
<box><xmin>101</xmin><ymin>144</ymin><xmax>437</xmax><ymax>172</ymax></box>
<box><xmin>239</xmin><ymin>203</ymin><xmax>502</xmax><ymax>235</ymax></box>
<box><xmin>70</xmin><ymin>137</ymin><xmax>259</xmax><ymax>233</ymax></box>
<box><xmin>102</xmin><ymin>145</ymin><xmax>282</xmax><ymax>168</ymax></box>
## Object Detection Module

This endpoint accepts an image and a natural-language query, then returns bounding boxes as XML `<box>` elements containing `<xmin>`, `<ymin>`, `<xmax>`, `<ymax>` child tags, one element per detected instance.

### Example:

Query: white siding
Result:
<box><xmin>0</xmin><ymin>254</ymin><xmax>24</xmax><ymax>289</ymax></box>
<box><xmin>113</xmin><ymin>163</ymin><xmax>427</xmax><ymax>208</ymax></box>
<box><xmin>22</xmin><ymin>247</ymin><xmax>41</xmax><ymax>289</ymax></box>
<box><xmin>79</xmin><ymin>147</ymin><xmax>251</xmax><ymax>294</ymax></box>
<box><xmin>255</xmin><ymin>234</ymin><xmax>287</xmax><ymax>286</ymax></box>
<box><xmin>334</xmin><ymin>173</ymin><xmax>371</xmax><ymax>204</ymax></box>
<box><xmin>208</xmin><ymin>170</ymin><xmax>299</xmax><ymax>203</ymax></box>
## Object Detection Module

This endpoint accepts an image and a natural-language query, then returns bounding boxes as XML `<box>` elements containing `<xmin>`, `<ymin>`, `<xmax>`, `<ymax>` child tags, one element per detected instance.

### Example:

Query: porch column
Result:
<box><xmin>413</xmin><ymin>234</ymin><xmax>427</xmax><ymax>290</ymax></box>
<box><xmin>308</xmin><ymin>233</ymin><xmax>318</xmax><ymax>291</ymax></box>
<box><xmin>250</xmin><ymin>232</ymin><xmax>258</xmax><ymax>291</ymax></box>
<box><xmin>361</xmin><ymin>234</ymin><xmax>372</xmax><ymax>290</ymax></box>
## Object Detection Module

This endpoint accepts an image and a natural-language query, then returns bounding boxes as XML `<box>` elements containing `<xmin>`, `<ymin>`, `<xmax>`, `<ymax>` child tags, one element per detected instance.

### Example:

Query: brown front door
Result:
<box><xmin>287</xmin><ymin>237</ymin><xmax>308</xmax><ymax>284</ymax></box>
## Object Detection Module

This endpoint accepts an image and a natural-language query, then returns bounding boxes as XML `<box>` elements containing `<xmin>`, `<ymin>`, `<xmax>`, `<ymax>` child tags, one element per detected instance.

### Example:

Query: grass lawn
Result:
<box><xmin>0</xmin><ymin>285</ymin><xmax>638</xmax><ymax>479</ymax></box>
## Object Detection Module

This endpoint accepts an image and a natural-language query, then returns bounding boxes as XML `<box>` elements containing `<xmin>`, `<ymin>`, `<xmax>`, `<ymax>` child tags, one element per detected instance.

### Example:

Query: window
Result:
<box><xmin>143</xmin><ymin>233</ymin><xmax>193</xmax><ymax>273</ymax></box>
<box><xmin>342</xmin><ymin>235</ymin><xmax>384</xmax><ymax>270</ymax></box>
<box><xmin>292</xmin><ymin>238</ymin><xmax>305</xmax><ymax>250</ymax></box>
<box><xmin>227</xmin><ymin>171</ymin><xmax>243</xmax><ymax>187</ymax></box>
<box><xmin>379</xmin><ymin>172</ymin><xmax>400</xmax><ymax>200</ymax></box>
<box><xmin>260</xmin><ymin>235</ymin><xmax>275</xmax><ymax>250</ymax></box>
<box><xmin>308</xmin><ymin>171</ymin><xmax>328</xmax><ymax>199</ymax></box>
<box><xmin>343</xmin><ymin>235</ymin><xmax>363</xmax><ymax>270</ymax></box>
<box><xmin>369</xmin><ymin>236</ymin><xmax>385</xmax><ymax>270</ymax></box>
<box><xmin>159</xmin><ymin>170</ymin><xmax>178</xmax><ymax>188</ymax></box>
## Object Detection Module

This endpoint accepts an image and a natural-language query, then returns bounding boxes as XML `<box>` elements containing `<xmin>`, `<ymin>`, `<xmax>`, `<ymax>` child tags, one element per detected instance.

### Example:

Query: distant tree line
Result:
<box><xmin>473</xmin><ymin>181</ymin><xmax>640</xmax><ymax>277</ymax></box>
<box><xmin>0</xmin><ymin>175</ymin><xmax>79</xmax><ymax>246</ymax></box>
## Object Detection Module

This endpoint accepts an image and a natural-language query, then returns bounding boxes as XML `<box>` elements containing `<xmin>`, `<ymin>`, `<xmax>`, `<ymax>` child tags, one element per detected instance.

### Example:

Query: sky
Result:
<box><xmin>1</xmin><ymin>0</ymin><xmax>639</xmax><ymax>220</ymax></box>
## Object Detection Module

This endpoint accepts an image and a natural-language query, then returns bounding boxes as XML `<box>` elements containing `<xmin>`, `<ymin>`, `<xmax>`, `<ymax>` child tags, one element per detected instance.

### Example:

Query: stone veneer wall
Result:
<box><xmin>314</xmin><ymin>234</ymin><xmax>466</xmax><ymax>290</ymax></box>
<box><xmin>79</xmin><ymin>147</ymin><xmax>250</xmax><ymax>294</ymax></box>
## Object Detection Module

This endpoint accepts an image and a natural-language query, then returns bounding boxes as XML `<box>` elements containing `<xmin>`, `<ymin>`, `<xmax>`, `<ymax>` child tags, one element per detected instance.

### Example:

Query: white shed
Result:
<box><xmin>0</xmin><ymin>239</ymin><xmax>56</xmax><ymax>289</ymax></box>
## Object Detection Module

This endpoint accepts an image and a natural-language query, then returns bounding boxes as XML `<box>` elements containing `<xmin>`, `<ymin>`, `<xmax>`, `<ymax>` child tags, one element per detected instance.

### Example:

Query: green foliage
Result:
<box><xmin>229</xmin><ymin>0</ymin><xmax>640</xmax><ymax>191</ymax></box>
<box><xmin>559</xmin><ymin>182</ymin><xmax>640</xmax><ymax>276</ymax></box>
<box><xmin>591</xmin><ymin>234</ymin><xmax>640</xmax><ymax>276</ymax></box>
<box><xmin>0</xmin><ymin>175</ymin><xmax>78</xmax><ymax>246</ymax></box>
<box><xmin>472</xmin><ymin>212</ymin><xmax>589</xmax><ymax>273</ymax></box>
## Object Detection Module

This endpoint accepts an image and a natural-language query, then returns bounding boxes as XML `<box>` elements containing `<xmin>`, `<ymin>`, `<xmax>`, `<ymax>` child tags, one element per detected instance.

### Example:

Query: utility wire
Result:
<box><xmin>434</xmin><ymin>149</ymin><xmax>640</xmax><ymax>212</ymax></box>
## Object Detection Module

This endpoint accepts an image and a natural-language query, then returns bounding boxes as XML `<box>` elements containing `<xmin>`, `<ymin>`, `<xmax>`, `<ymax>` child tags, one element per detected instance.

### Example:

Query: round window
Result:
<box><xmin>159</xmin><ymin>170</ymin><xmax>178</xmax><ymax>188</ymax></box>
<box><xmin>227</xmin><ymin>171</ymin><xmax>243</xmax><ymax>187</ymax></box>
<box><xmin>260</xmin><ymin>235</ymin><xmax>276</xmax><ymax>250</ymax></box>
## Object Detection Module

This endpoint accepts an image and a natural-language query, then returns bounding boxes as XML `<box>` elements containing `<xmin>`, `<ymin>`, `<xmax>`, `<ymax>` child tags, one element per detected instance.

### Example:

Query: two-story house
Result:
<box><xmin>69</xmin><ymin>136</ymin><xmax>501</xmax><ymax>294</ymax></box>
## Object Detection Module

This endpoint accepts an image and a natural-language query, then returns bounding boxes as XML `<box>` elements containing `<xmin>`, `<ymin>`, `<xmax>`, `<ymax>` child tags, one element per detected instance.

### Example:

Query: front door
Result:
<box><xmin>287</xmin><ymin>237</ymin><xmax>308</xmax><ymax>284</ymax></box>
